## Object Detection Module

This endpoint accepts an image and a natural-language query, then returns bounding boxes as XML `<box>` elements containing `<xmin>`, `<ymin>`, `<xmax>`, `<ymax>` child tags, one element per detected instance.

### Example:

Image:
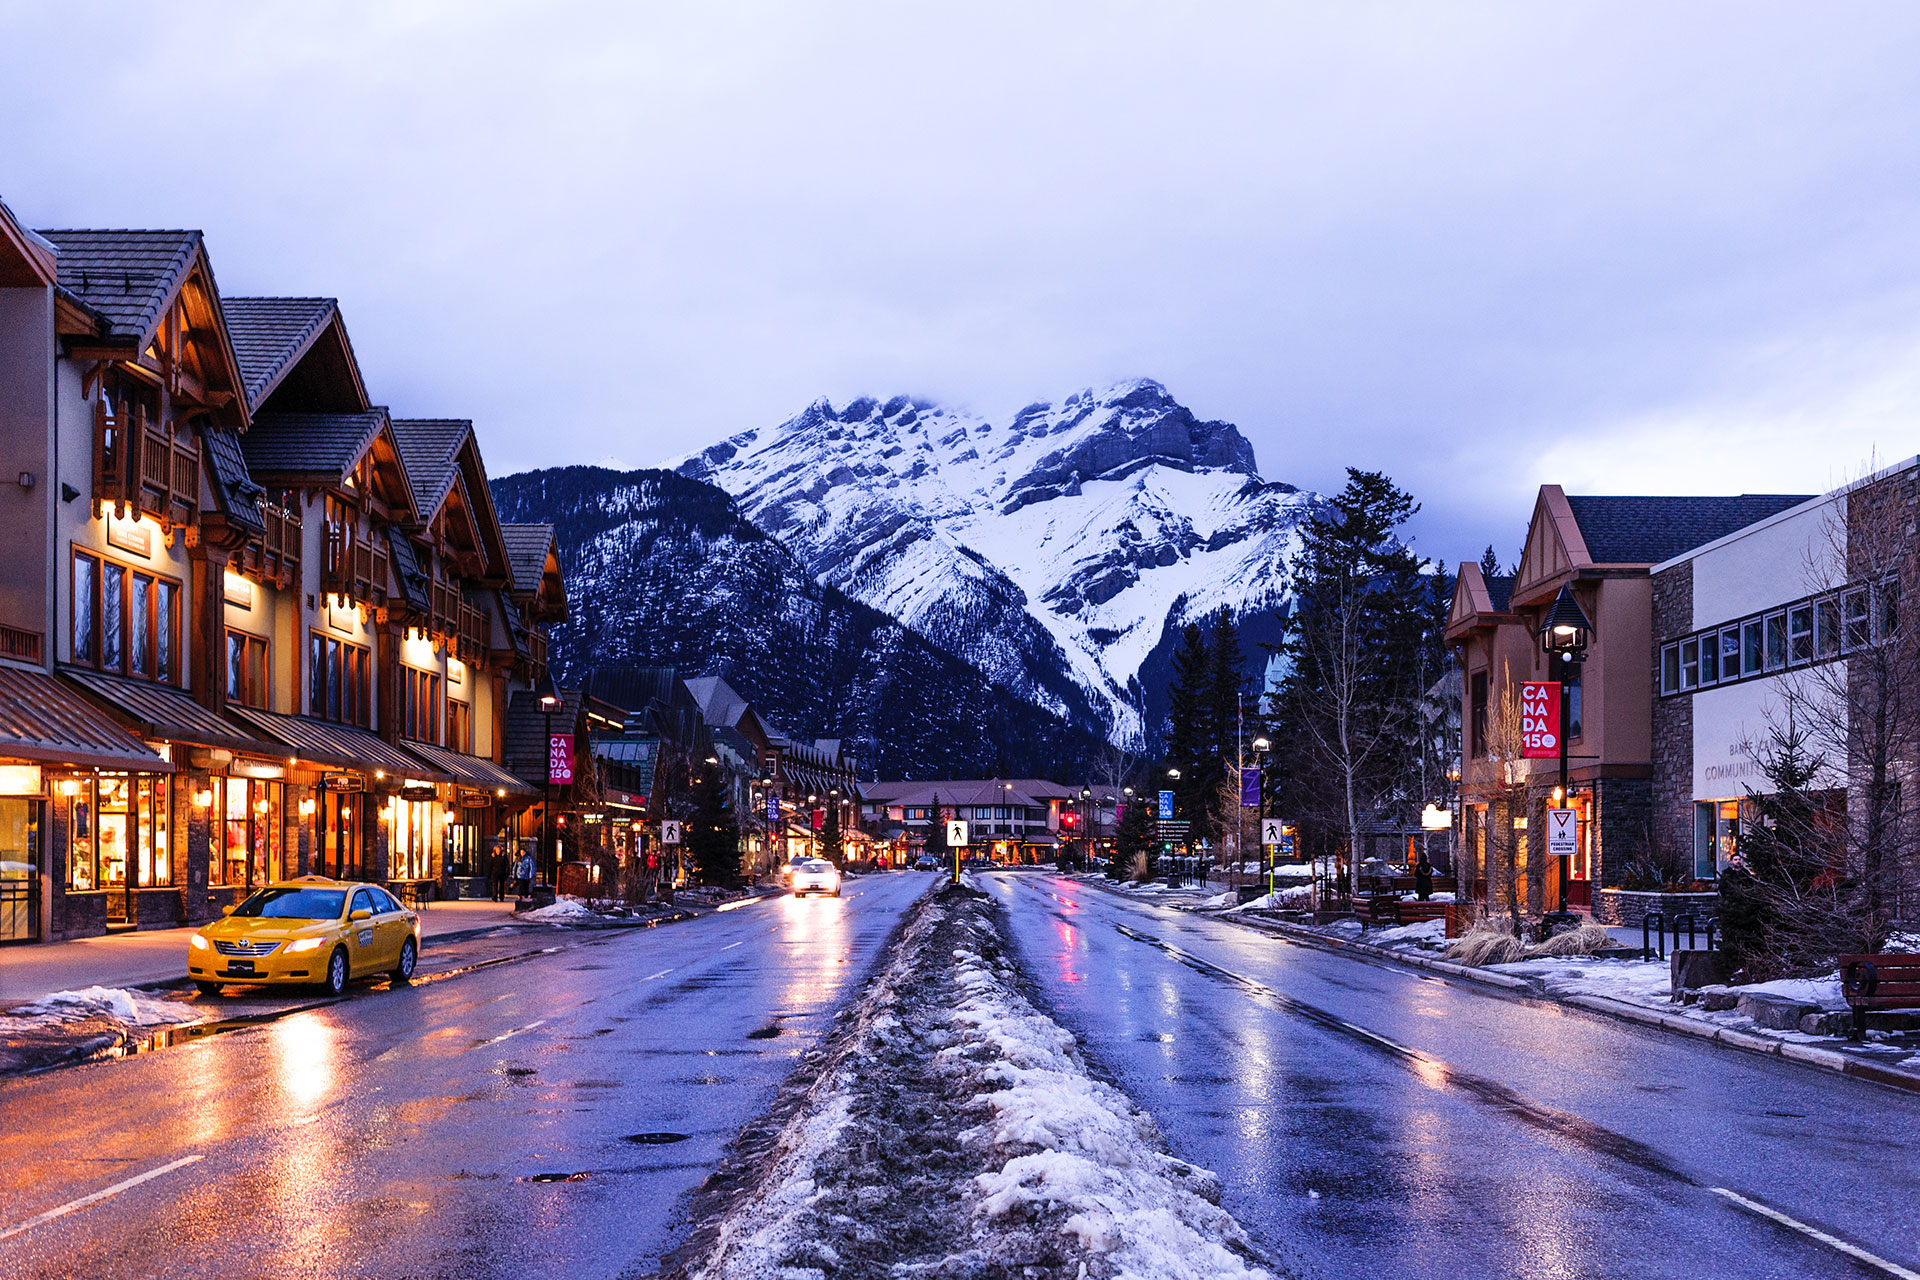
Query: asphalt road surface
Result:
<box><xmin>983</xmin><ymin>870</ymin><xmax>1920</xmax><ymax>1280</ymax></box>
<box><xmin>0</xmin><ymin>872</ymin><xmax>933</xmax><ymax>1280</ymax></box>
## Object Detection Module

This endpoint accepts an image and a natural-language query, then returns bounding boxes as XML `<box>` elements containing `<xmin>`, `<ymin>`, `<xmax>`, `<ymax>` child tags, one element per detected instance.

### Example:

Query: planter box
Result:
<box><xmin>1593</xmin><ymin>888</ymin><xmax>1717</xmax><ymax>927</ymax></box>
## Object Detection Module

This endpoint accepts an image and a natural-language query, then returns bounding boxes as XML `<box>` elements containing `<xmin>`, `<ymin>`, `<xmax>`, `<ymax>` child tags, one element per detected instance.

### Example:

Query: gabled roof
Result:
<box><xmin>222</xmin><ymin>297</ymin><xmax>371</xmax><ymax>412</ymax></box>
<box><xmin>0</xmin><ymin>199</ymin><xmax>57</xmax><ymax>287</ymax></box>
<box><xmin>391</xmin><ymin>419</ymin><xmax>471</xmax><ymax>516</ymax></box>
<box><xmin>37</xmin><ymin>229</ymin><xmax>200</xmax><ymax>341</ymax></box>
<box><xmin>501</xmin><ymin>524</ymin><xmax>557</xmax><ymax>594</ymax></box>
<box><xmin>242</xmin><ymin>411</ymin><xmax>387</xmax><ymax>480</ymax></box>
<box><xmin>1444</xmin><ymin>561</ymin><xmax>1517</xmax><ymax>643</ymax></box>
<box><xmin>1563</xmin><ymin>494</ymin><xmax>1813</xmax><ymax>566</ymax></box>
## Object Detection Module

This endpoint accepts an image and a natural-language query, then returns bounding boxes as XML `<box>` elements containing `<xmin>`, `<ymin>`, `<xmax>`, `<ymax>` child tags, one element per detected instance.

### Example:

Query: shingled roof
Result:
<box><xmin>201</xmin><ymin>425</ymin><xmax>267</xmax><ymax>536</ymax></box>
<box><xmin>223</xmin><ymin>297</ymin><xmax>337</xmax><ymax>408</ymax></box>
<box><xmin>37</xmin><ymin>229</ymin><xmax>201</xmax><ymax>341</ymax></box>
<box><xmin>1485</xmin><ymin>575</ymin><xmax>1514</xmax><ymax>612</ymax></box>
<box><xmin>391</xmin><ymin>419</ymin><xmax>472</xmax><ymax>516</ymax></box>
<box><xmin>500</xmin><ymin>524</ymin><xmax>556</xmax><ymax>594</ymax></box>
<box><xmin>1565</xmin><ymin>495</ymin><xmax>1813</xmax><ymax>565</ymax></box>
<box><xmin>242</xmin><ymin>411</ymin><xmax>388</xmax><ymax>481</ymax></box>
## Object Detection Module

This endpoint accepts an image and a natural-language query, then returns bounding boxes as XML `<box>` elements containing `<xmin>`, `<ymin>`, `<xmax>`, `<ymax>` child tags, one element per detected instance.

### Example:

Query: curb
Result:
<box><xmin>1216</xmin><ymin>908</ymin><xmax>1920</xmax><ymax>1095</ymax></box>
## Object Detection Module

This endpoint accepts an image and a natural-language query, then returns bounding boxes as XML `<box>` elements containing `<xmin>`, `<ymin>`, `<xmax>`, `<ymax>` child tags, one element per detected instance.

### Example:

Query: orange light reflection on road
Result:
<box><xmin>272</xmin><ymin>1012</ymin><xmax>338</xmax><ymax>1112</ymax></box>
<box><xmin>1052</xmin><ymin>919</ymin><xmax>1083</xmax><ymax>982</ymax></box>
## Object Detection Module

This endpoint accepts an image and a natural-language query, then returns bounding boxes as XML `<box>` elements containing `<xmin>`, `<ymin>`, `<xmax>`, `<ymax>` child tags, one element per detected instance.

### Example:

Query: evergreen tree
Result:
<box><xmin>922</xmin><ymin>792</ymin><xmax>948</xmax><ymax>861</ymax></box>
<box><xmin>1205</xmin><ymin>606</ymin><xmax>1247</xmax><ymax>853</ymax></box>
<box><xmin>1479</xmin><ymin>545</ymin><xmax>1502</xmax><ymax>579</ymax></box>
<box><xmin>1720</xmin><ymin>715</ymin><xmax>1843</xmax><ymax>977</ymax></box>
<box><xmin>821</xmin><ymin>798</ymin><xmax>845</xmax><ymax>866</ymax></box>
<box><xmin>1268</xmin><ymin>469</ymin><xmax>1431</xmax><ymax>897</ymax></box>
<box><xmin>1115</xmin><ymin>788</ymin><xmax>1157</xmax><ymax>880</ymax></box>
<box><xmin>1164</xmin><ymin>622</ymin><xmax>1213</xmax><ymax>843</ymax></box>
<box><xmin>686</xmin><ymin>767</ymin><xmax>741</xmax><ymax>888</ymax></box>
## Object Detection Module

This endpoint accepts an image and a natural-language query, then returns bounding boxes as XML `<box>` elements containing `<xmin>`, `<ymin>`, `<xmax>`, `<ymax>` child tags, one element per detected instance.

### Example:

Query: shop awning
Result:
<box><xmin>64</xmin><ymin>669</ymin><xmax>283</xmax><ymax>759</ymax></box>
<box><xmin>227</xmin><ymin>707</ymin><xmax>451</xmax><ymax>781</ymax></box>
<box><xmin>0</xmin><ymin>667</ymin><xmax>172</xmax><ymax>772</ymax></box>
<box><xmin>399</xmin><ymin>739</ymin><xmax>537</xmax><ymax>796</ymax></box>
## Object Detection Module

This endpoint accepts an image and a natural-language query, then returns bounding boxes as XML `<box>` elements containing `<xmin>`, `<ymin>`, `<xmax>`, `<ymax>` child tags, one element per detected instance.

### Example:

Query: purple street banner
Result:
<box><xmin>1240</xmin><ymin>766</ymin><xmax>1261</xmax><ymax>807</ymax></box>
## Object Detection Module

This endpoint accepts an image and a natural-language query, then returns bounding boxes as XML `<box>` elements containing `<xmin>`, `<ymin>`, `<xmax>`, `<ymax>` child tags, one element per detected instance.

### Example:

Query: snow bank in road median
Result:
<box><xmin>673</xmin><ymin>883</ymin><xmax>1273</xmax><ymax>1280</ymax></box>
<box><xmin>520</xmin><ymin>897</ymin><xmax>603</xmax><ymax>924</ymax></box>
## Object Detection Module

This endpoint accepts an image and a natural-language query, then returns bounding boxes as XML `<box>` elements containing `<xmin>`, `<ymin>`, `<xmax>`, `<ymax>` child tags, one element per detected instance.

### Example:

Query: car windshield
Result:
<box><xmin>232</xmin><ymin>887</ymin><xmax>348</xmax><ymax>920</ymax></box>
<box><xmin>802</xmin><ymin>862</ymin><xmax>833</xmax><ymax>873</ymax></box>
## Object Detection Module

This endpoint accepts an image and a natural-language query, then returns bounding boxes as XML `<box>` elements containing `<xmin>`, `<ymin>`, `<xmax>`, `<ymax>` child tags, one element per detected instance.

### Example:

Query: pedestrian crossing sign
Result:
<box><xmin>1261</xmin><ymin>818</ymin><xmax>1284</xmax><ymax>846</ymax></box>
<box><xmin>947</xmin><ymin>819</ymin><xmax>969</xmax><ymax>847</ymax></box>
<box><xmin>662</xmin><ymin>820</ymin><xmax>683</xmax><ymax>845</ymax></box>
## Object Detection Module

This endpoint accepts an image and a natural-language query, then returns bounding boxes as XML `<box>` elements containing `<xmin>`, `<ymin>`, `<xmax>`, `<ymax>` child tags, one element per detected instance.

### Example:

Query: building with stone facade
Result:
<box><xmin>1447</xmin><ymin>485</ymin><xmax>1809</xmax><ymax>920</ymax></box>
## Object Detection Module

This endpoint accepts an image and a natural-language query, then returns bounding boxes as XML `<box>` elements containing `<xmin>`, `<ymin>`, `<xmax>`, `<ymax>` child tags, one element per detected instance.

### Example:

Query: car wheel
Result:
<box><xmin>391</xmin><ymin>937</ymin><xmax>418</xmax><ymax>984</ymax></box>
<box><xmin>195</xmin><ymin>981</ymin><xmax>220</xmax><ymax>997</ymax></box>
<box><xmin>321</xmin><ymin>946</ymin><xmax>349</xmax><ymax>997</ymax></box>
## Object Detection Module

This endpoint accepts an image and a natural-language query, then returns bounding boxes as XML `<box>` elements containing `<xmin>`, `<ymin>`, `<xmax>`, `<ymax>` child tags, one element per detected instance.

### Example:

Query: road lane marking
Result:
<box><xmin>640</xmin><ymin>968</ymin><xmax>675</xmax><ymax>981</ymax></box>
<box><xmin>720</xmin><ymin>941</ymin><xmax>745</xmax><ymax>951</ymax></box>
<box><xmin>474</xmin><ymin>1018</ymin><xmax>546</xmax><ymax>1047</ymax></box>
<box><xmin>1711</xmin><ymin>1188</ymin><xmax>1920</xmax><ymax>1279</ymax></box>
<box><xmin>0</xmin><ymin>1155</ymin><xmax>203</xmax><ymax>1243</ymax></box>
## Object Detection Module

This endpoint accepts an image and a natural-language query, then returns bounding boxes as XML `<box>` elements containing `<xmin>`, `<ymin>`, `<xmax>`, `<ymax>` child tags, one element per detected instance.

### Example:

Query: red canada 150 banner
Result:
<box><xmin>1521</xmin><ymin>681</ymin><xmax>1560</xmax><ymax>759</ymax></box>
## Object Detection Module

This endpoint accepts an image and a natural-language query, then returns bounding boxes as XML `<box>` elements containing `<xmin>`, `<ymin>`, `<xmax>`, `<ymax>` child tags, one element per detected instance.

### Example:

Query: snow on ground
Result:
<box><xmin>2</xmin><ymin>986</ymin><xmax>198</xmax><ymax>1029</ymax></box>
<box><xmin>1199</xmin><ymin>893</ymin><xmax>1237</xmax><ymax>909</ymax></box>
<box><xmin>1223</xmin><ymin>886</ymin><xmax>1312</xmax><ymax>912</ymax></box>
<box><xmin>1370</xmin><ymin>919</ymin><xmax>1447</xmax><ymax>946</ymax></box>
<box><xmin>520</xmin><ymin>897</ymin><xmax>606</xmax><ymax>924</ymax></box>
<box><xmin>1728</xmin><ymin>975</ymin><xmax>1847</xmax><ymax>1008</ymax></box>
<box><xmin>1492</xmin><ymin>958</ymin><xmax>1673</xmax><ymax>1003</ymax></box>
<box><xmin>680</xmin><ymin>883</ymin><xmax>1273</xmax><ymax>1279</ymax></box>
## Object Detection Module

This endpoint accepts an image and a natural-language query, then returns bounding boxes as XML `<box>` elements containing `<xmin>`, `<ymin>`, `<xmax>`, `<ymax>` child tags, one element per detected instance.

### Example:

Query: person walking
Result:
<box><xmin>1413</xmin><ymin>853</ymin><xmax>1434</xmax><ymax>902</ymax></box>
<box><xmin>512</xmin><ymin>847</ymin><xmax>535</xmax><ymax>899</ymax></box>
<box><xmin>487</xmin><ymin>837</ymin><xmax>509</xmax><ymax>902</ymax></box>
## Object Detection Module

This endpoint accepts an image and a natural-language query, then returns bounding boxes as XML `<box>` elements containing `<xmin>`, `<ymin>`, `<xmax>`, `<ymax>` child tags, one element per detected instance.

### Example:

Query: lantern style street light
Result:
<box><xmin>1539</xmin><ymin>584</ymin><xmax>1593</xmax><ymax>919</ymax></box>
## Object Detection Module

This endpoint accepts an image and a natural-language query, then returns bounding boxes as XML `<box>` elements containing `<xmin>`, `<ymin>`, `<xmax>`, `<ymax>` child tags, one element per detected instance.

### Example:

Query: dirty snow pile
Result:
<box><xmin>2</xmin><ymin>985</ymin><xmax>198</xmax><ymax>1029</ymax></box>
<box><xmin>1492</xmin><ymin>958</ymin><xmax>1673</xmax><ymax>1003</ymax></box>
<box><xmin>520</xmin><ymin>897</ymin><xmax>605</xmax><ymax>924</ymax></box>
<box><xmin>672</xmin><ymin>881</ymin><xmax>1272</xmax><ymax>1279</ymax></box>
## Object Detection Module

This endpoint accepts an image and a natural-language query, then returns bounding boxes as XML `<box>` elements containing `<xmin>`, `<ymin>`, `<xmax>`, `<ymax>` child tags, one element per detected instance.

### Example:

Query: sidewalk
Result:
<box><xmin>0</xmin><ymin>897</ymin><xmax>521</xmax><ymax>1006</ymax></box>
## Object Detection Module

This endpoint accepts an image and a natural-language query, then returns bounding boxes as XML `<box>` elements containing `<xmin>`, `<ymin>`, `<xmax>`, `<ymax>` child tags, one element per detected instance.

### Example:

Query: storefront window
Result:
<box><xmin>211</xmin><ymin>778</ymin><xmax>284</xmax><ymax>888</ymax></box>
<box><xmin>97</xmin><ymin>775</ymin><xmax>130</xmax><ymax>890</ymax></box>
<box><xmin>135</xmin><ymin>775</ymin><xmax>170</xmax><ymax>887</ymax></box>
<box><xmin>1</xmin><ymin>797</ymin><xmax>40</xmax><ymax>942</ymax></box>
<box><xmin>447</xmin><ymin>816</ymin><xmax>480</xmax><ymax>876</ymax></box>
<box><xmin>68</xmin><ymin>782</ymin><xmax>95</xmax><ymax>891</ymax></box>
<box><xmin>389</xmin><ymin>797</ymin><xmax>437</xmax><ymax>881</ymax></box>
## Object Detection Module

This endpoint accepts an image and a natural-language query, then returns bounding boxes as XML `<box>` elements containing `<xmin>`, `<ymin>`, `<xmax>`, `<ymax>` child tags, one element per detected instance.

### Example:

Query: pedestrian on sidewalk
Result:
<box><xmin>513</xmin><ymin>848</ymin><xmax>535</xmax><ymax>899</ymax></box>
<box><xmin>1414</xmin><ymin>854</ymin><xmax>1434</xmax><ymax>901</ymax></box>
<box><xmin>487</xmin><ymin>838</ymin><xmax>509</xmax><ymax>902</ymax></box>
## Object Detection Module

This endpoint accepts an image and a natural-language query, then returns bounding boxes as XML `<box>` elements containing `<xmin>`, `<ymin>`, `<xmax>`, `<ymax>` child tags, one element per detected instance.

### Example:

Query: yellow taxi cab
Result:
<box><xmin>189</xmin><ymin>875</ymin><xmax>420</xmax><ymax>997</ymax></box>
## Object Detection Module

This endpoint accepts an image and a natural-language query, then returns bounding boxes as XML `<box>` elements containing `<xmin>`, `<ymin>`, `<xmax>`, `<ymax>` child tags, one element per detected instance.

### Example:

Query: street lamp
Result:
<box><xmin>538</xmin><ymin>672</ymin><xmax>559</xmax><ymax>897</ymax></box>
<box><xmin>1251</xmin><ymin>736</ymin><xmax>1272</xmax><ymax>896</ymax></box>
<box><xmin>1539</xmin><ymin>584</ymin><xmax>1593</xmax><ymax>920</ymax></box>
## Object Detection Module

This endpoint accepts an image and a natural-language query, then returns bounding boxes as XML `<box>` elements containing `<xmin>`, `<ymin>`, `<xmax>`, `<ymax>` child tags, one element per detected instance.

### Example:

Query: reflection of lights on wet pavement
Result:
<box><xmin>272</xmin><ymin>1013</ymin><xmax>338</xmax><ymax>1110</ymax></box>
<box><xmin>1053</xmin><ymin>920</ymin><xmax>1083</xmax><ymax>982</ymax></box>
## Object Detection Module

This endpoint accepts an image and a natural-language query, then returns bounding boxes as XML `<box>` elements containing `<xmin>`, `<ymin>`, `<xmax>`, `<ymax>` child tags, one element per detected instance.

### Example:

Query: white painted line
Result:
<box><xmin>1712</xmin><ymin>1187</ymin><xmax>1920</xmax><ymax>1279</ymax></box>
<box><xmin>0</xmin><ymin>1154</ymin><xmax>204</xmax><ymax>1242</ymax></box>
<box><xmin>475</xmin><ymin>1018</ymin><xmax>546</xmax><ymax>1047</ymax></box>
<box><xmin>719</xmin><ymin>941</ymin><xmax>745</xmax><ymax>951</ymax></box>
<box><xmin>640</xmin><ymin>968</ymin><xmax>675</xmax><ymax>981</ymax></box>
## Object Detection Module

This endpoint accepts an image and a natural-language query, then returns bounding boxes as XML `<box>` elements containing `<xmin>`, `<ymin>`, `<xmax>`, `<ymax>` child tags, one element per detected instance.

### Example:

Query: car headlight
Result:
<box><xmin>189</xmin><ymin>934</ymin><xmax>209</xmax><ymax>950</ymax></box>
<box><xmin>286</xmin><ymin>936</ymin><xmax>327</xmax><ymax>953</ymax></box>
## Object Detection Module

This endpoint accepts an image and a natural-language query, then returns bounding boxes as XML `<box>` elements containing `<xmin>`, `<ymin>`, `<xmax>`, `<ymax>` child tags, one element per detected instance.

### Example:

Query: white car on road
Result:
<box><xmin>789</xmin><ymin>859</ymin><xmax>841</xmax><ymax>898</ymax></box>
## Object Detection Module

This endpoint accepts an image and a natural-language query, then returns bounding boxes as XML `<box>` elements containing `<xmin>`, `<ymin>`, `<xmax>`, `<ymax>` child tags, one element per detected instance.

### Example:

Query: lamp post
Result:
<box><xmin>538</xmin><ymin>674</ymin><xmax>559</xmax><ymax>896</ymax></box>
<box><xmin>1252</xmin><ymin>736</ymin><xmax>1271</xmax><ymax>897</ymax></box>
<box><xmin>1166</xmin><ymin>767</ymin><xmax>1182</xmax><ymax>878</ymax></box>
<box><xmin>1539</xmin><ymin>584</ymin><xmax>1592</xmax><ymax>920</ymax></box>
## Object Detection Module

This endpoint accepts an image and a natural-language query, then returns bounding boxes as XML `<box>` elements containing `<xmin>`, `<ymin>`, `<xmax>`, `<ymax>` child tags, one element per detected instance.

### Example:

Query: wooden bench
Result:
<box><xmin>1363</xmin><ymin>895</ymin><xmax>1450</xmax><ymax>926</ymax></box>
<box><xmin>1840</xmin><ymin>953</ymin><xmax>1920</xmax><ymax>1039</ymax></box>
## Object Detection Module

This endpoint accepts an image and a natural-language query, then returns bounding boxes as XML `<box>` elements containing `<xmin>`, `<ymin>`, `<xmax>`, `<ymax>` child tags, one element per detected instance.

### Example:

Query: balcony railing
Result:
<box><xmin>235</xmin><ymin>503</ymin><xmax>302</xmax><ymax>587</ymax></box>
<box><xmin>94</xmin><ymin>400</ymin><xmax>199</xmax><ymax>526</ymax></box>
<box><xmin>0</xmin><ymin>624</ymin><xmax>42</xmax><ymax>665</ymax></box>
<box><xmin>322</xmin><ymin>529</ymin><xmax>388</xmax><ymax>606</ymax></box>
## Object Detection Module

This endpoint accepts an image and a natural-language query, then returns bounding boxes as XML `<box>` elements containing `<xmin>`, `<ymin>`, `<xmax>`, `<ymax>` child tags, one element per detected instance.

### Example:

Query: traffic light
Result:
<box><xmin>1061</xmin><ymin>812</ymin><xmax>1078</xmax><ymax>829</ymax></box>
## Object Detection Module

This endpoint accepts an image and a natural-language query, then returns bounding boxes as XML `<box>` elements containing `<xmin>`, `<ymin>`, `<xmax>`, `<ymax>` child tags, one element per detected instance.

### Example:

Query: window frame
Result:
<box><xmin>70</xmin><ymin>548</ymin><xmax>181</xmax><ymax>683</ymax></box>
<box><xmin>1660</xmin><ymin>644</ymin><xmax>1679</xmax><ymax>695</ymax></box>
<box><xmin>308</xmin><ymin>631</ymin><xmax>373</xmax><ymax>727</ymax></box>
<box><xmin>225</xmin><ymin>629</ymin><xmax>270</xmax><ymax>709</ymax></box>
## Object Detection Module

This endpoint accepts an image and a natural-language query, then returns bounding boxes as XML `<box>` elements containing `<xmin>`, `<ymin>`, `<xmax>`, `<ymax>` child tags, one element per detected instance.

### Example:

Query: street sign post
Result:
<box><xmin>1261</xmin><ymin>818</ymin><xmax>1284</xmax><ymax>846</ymax></box>
<box><xmin>1546</xmin><ymin>807</ymin><xmax>1576</xmax><ymax>859</ymax></box>
<box><xmin>1521</xmin><ymin>682</ymin><xmax>1561</xmax><ymax>758</ymax></box>
<box><xmin>946</xmin><ymin>819</ymin><xmax>969</xmax><ymax>885</ymax></box>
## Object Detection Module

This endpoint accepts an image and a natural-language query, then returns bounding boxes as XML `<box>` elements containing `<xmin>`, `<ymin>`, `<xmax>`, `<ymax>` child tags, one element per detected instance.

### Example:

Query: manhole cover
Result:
<box><xmin>623</xmin><ymin>1132</ymin><xmax>691</xmax><ymax>1145</ymax></box>
<box><xmin>522</xmin><ymin>1171</ymin><xmax>590</xmax><ymax>1183</ymax></box>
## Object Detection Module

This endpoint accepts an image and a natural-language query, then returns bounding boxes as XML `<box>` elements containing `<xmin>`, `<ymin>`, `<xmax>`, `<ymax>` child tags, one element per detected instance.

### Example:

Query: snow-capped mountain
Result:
<box><xmin>489</xmin><ymin>466</ymin><xmax>1112</xmax><ymax>780</ymax></box>
<box><xmin>674</xmin><ymin>379</ymin><xmax>1321</xmax><ymax>749</ymax></box>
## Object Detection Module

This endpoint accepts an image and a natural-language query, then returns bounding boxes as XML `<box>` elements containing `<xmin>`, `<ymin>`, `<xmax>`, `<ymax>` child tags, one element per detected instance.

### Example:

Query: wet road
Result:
<box><xmin>984</xmin><ymin>871</ymin><xmax>1920</xmax><ymax>1280</ymax></box>
<box><xmin>0</xmin><ymin>872</ymin><xmax>932</xmax><ymax>1280</ymax></box>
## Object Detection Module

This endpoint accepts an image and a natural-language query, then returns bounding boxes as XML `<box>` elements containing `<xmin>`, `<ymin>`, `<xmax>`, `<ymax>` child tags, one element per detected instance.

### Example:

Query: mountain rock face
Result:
<box><xmin>490</xmin><ymin>466</ymin><xmax>1110</xmax><ymax>780</ymax></box>
<box><xmin>675</xmin><ymin>379</ymin><xmax>1320</xmax><ymax>748</ymax></box>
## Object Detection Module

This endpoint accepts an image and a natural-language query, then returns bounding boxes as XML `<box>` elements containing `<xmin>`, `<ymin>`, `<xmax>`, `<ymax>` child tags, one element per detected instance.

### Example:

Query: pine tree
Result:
<box><xmin>1165</xmin><ymin>622</ymin><xmax>1212</xmax><ymax>844</ymax></box>
<box><xmin>821</xmin><ymin>797</ymin><xmax>845</xmax><ymax>865</ymax></box>
<box><xmin>1269</xmin><ymin>469</ymin><xmax>1430</xmax><ymax>897</ymax></box>
<box><xmin>1204</xmin><ymin>606</ymin><xmax>1247</xmax><ymax>855</ymax></box>
<box><xmin>1115</xmin><ymin>789</ymin><xmax>1157</xmax><ymax>881</ymax></box>
<box><xmin>922</xmin><ymin>792</ymin><xmax>948</xmax><ymax>861</ymax></box>
<box><xmin>686</xmin><ymin>767</ymin><xmax>741</xmax><ymax>888</ymax></box>
<box><xmin>1479</xmin><ymin>545</ymin><xmax>1502</xmax><ymax>579</ymax></box>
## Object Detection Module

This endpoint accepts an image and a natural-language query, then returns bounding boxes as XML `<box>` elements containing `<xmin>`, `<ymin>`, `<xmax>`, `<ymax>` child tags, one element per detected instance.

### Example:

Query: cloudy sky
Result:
<box><xmin>4</xmin><ymin>2</ymin><xmax>1919</xmax><ymax>561</ymax></box>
